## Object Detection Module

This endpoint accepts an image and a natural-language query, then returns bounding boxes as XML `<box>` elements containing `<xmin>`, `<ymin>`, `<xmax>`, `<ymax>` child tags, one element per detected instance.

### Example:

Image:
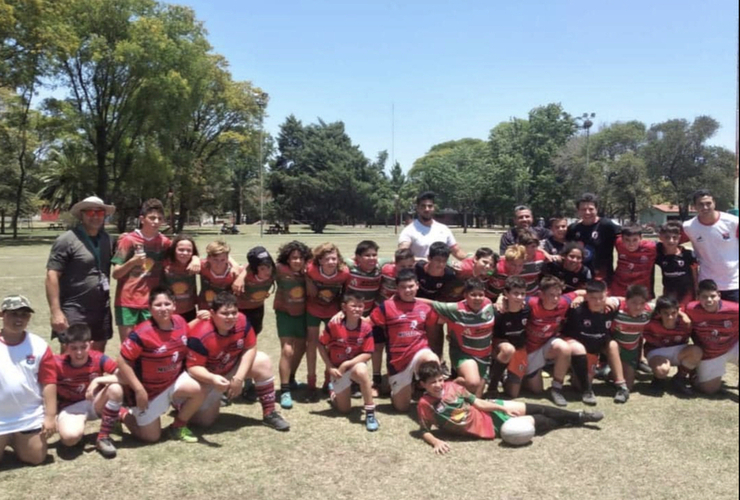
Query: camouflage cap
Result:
<box><xmin>1</xmin><ymin>295</ymin><xmax>35</xmax><ymax>313</ymax></box>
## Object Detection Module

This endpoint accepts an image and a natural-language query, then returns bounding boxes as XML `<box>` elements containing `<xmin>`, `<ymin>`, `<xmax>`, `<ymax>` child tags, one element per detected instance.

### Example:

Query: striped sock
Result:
<box><xmin>364</xmin><ymin>404</ymin><xmax>376</xmax><ymax>417</ymax></box>
<box><xmin>97</xmin><ymin>400</ymin><xmax>122</xmax><ymax>440</ymax></box>
<box><xmin>256</xmin><ymin>377</ymin><xmax>276</xmax><ymax>416</ymax></box>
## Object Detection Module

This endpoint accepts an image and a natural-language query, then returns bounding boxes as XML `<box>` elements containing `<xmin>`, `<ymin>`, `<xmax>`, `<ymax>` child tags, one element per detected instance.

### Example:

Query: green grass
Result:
<box><xmin>0</xmin><ymin>224</ymin><xmax>737</xmax><ymax>500</ymax></box>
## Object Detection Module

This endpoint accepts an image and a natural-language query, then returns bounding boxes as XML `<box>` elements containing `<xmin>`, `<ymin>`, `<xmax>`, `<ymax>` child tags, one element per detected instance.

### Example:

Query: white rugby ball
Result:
<box><xmin>500</xmin><ymin>417</ymin><xmax>535</xmax><ymax>446</ymax></box>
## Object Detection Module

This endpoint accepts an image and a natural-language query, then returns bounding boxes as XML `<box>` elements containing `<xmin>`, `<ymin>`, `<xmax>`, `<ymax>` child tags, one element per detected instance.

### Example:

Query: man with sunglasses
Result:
<box><xmin>46</xmin><ymin>196</ymin><xmax>116</xmax><ymax>353</ymax></box>
<box><xmin>499</xmin><ymin>205</ymin><xmax>550</xmax><ymax>256</ymax></box>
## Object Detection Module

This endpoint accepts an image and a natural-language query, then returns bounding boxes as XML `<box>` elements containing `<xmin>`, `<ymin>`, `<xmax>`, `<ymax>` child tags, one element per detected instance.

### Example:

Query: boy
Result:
<box><xmin>566</xmin><ymin>193</ymin><xmax>621</xmax><ymax>283</ymax></box>
<box><xmin>55</xmin><ymin>324</ymin><xmax>123</xmax><ymax>458</ymax></box>
<box><xmin>643</xmin><ymin>296</ymin><xmax>702</xmax><ymax>396</ymax></box>
<box><xmin>518</xmin><ymin>230</ymin><xmax>548</xmax><ymax>296</ymax></box>
<box><xmin>426</xmin><ymin>279</ymin><xmax>495</xmax><ymax>397</ymax></box>
<box><xmin>486</xmin><ymin>245</ymin><xmax>526</xmax><ymax>301</ymax></box>
<box><xmin>345</xmin><ymin>240</ymin><xmax>386</xmax><ymax>315</ymax></box>
<box><xmin>0</xmin><ymin>296</ymin><xmax>56</xmax><ymax>466</ymax></box>
<box><xmin>370</xmin><ymin>268</ymin><xmax>440</xmax><ymax>412</ymax></box>
<box><xmin>685</xmin><ymin>279</ymin><xmax>739</xmax><ymax>394</ymax></box>
<box><xmin>318</xmin><ymin>293</ymin><xmax>378</xmax><ymax>431</ymax></box>
<box><xmin>489</xmin><ymin>276</ymin><xmax>531</xmax><ymax>398</ymax></box>
<box><xmin>563</xmin><ymin>280</ymin><xmax>629</xmax><ymax>405</ymax></box>
<box><xmin>199</xmin><ymin>240</ymin><xmax>237</xmax><ymax>311</ymax></box>
<box><xmin>542</xmin><ymin>217</ymin><xmax>568</xmax><ymax>256</ymax></box>
<box><xmin>416</xmin><ymin>361</ymin><xmax>604</xmax><ymax>455</ymax></box>
<box><xmin>373</xmin><ymin>248</ymin><xmax>415</xmax><ymax>396</ymax></box>
<box><xmin>117</xmin><ymin>288</ymin><xmax>204</xmax><ymax>443</ymax></box>
<box><xmin>186</xmin><ymin>292</ymin><xmax>289</xmax><ymax>431</ymax></box>
<box><xmin>443</xmin><ymin>247</ymin><xmax>497</xmax><ymax>302</ymax></box>
<box><xmin>414</xmin><ymin>241</ymin><xmax>456</xmax><ymax>358</ymax></box>
<box><xmin>543</xmin><ymin>243</ymin><xmax>592</xmax><ymax>293</ymax></box>
<box><xmin>610</xmin><ymin>224</ymin><xmax>657</xmax><ymax>299</ymax></box>
<box><xmin>234</xmin><ymin>246</ymin><xmax>276</xmax><ymax>336</ymax></box>
<box><xmin>112</xmin><ymin>199</ymin><xmax>173</xmax><ymax>342</ymax></box>
<box><xmin>655</xmin><ymin>221</ymin><xmax>698</xmax><ymax>307</ymax></box>
<box><xmin>609</xmin><ymin>285</ymin><xmax>653</xmax><ymax>390</ymax></box>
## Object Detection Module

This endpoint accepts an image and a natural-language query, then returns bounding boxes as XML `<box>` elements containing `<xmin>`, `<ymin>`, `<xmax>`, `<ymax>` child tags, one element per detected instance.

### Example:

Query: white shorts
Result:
<box><xmin>58</xmin><ymin>400</ymin><xmax>99</xmax><ymax>421</ymax></box>
<box><xmin>130</xmin><ymin>372</ymin><xmax>189</xmax><ymax>427</ymax></box>
<box><xmin>526</xmin><ymin>338</ymin><xmax>558</xmax><ymax>376</ymax></box>
<box><xmin>332</xmin><ymin>364</ymin><xmax>368</xmax><ymax>395</ymax></box>
<box><xmin>389</xmin><ymin>348</ymin><xmax>434</xmax><ymax>396</ymax></box>
<box><xmin>646</xmin><ymin>345</ymin><xmax>688</xmax><ymax>366</ymax></box>
<box><xmin>185</xmin><ymin>366</ymin><xmax>238</xmax><ymax>414</ymax></box>
<box><xmin>697</xmin><ymin>342</ymin><xmax>739</xmax><ymax>383</ymax></box>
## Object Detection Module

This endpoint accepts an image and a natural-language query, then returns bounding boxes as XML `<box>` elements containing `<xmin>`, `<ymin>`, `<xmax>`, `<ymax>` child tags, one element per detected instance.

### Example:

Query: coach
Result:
<box><xmin>45</xmin><ymin>196</ymin><xmax>116</xmax><ymax>351</ymax></box>
<box><xmin>398</xmin><ymin>191</ymin><xmax>466</xmax><ymax>260</ymax></box>
<box><xmin>499</xmin><ymin>205</ymin><xmax>549</xmax><ymax>255</ymax></box>
<box><xmin>683</xmin><ymin>189</ymin><xmax>739</xmax><ymax>302</ymax></box>
<box><xmin>566</xmin><ymin>193</ymin><xmax>621</xmax><ymax>283</ymax></box>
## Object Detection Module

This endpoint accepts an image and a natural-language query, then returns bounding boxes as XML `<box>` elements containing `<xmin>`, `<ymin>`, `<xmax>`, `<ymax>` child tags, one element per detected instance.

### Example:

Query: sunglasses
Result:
<box><xmin>82</xmin><ymin>209</ymin><xmax>106</xmax><ymax>217</ymax></box>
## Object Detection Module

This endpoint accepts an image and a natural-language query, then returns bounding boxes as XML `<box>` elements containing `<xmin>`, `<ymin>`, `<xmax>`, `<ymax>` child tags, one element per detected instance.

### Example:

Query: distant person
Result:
<box><xmin>46</xmin><ymin>196</ymin><xmax>115</xmax><ymax>353</ymax></box>
<box><xmin>499</xmin><ymin>205</ymin><xmax>549</xmax><ymax>255</ymax></box>
<box><xmin>399</xmin><ymin>191</ymin><xmax>466</xmax><ymax>260</ymax></box>
<box><xmin>682</xmin><ymin>189</ymin><xmax>739</xmax><ymax>303</ymax></box>
<box><xmin>566</xmin><ymin>193</ymin><xmax>621</xmax><ymax>283</ymax></box>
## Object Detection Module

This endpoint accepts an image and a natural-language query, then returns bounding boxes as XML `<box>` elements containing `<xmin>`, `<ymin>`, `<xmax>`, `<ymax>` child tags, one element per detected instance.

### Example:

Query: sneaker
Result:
<box><xmin>242</xmin><ymin>382</ymin><xmax>258</xmax><ymax>403</ymax></box>
<box><xmin>220</xmin><ymin>394</ymin><xmax>231</xmax><ymax>407</ymax></box>
<box><xmin>168</xmin><ymin>425</ymin><xmax>198</xmax><ymax>443</ymax></box>
<box><xmin>280</xmin><ymin>391</ymin><xmax>294</xmax><ymax>409</ymax></box>
<box><xmin>649</xmin><ymin>377</ymin><xmax>667</xmax><ymax>395</ymax></box>
<box><xmin>263</xmin><ymin>411</ymin><xmax>290</xmax><ymax>431</ymax></box>
<box><xmin>578</xmin><ymin>410</ymin><xmax>605</xmax><ymax>424</ymax></box>
<box><xmin>670</xmin><ymin>375</ymin><xmax>694</xmax><ymax>397</ymax></box>
<box><xmin>614</xmin><ymin>387</ymin><xmax>630</xmax><ymax>404</ymax></box>
<box><xmin>305</xmin><ymin>387</ymin><xmax>321</xmax><ymax>403</ymax></box>
<box><xmin>582</xmin><ymin>390</ymin><xmax>597</xmax><ymax>406</ymax></box>
<box><xmin>637</xmin><ymin>360</ymin><xmax>652</xmax><ymax>374</ymax></box>
<box><xmin>365</xmin><ymin>413</ymin><xmax>379</xmax><ymax>432</ymax></box>
<box><xmin>550</xmin><ymin>387</ymin><xmax>568</xmax><ymax>407</ymax></box>
<box><xmin>96</xmin><ymin>437</ymin><xmax>117</xmax><ymax>458</ymax></box>
<box><xmin>594</xmin><ymin>363</ymin><xmax>611</xmax><ymax>380</ymax></box>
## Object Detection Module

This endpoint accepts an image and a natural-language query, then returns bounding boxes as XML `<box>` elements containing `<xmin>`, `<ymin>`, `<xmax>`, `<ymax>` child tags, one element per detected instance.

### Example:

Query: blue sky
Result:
<box><xmin>179</xmin><ymin>0</ymin><xmax>738</xmax><ymax>171</ymax></box>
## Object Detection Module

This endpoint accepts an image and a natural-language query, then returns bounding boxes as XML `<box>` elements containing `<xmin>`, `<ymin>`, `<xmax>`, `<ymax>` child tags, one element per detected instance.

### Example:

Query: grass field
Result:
<box><xmin>1</xmin><ymin>224</ymin><xmax>738</xmax><ymax>500</ymax></box>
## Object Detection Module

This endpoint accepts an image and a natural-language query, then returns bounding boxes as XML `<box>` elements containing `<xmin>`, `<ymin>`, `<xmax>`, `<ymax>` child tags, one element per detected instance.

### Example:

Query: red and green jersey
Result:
<box><xmin>198</xmin><ymin>261</ymin><xmax>235</xmax><ymax>310</ymax></box>
<box><xmin>417</xmin><ymin>381</ymin><xmax>495</xmax><ymax>439</ymax></box>
<box><xmin>432</xmin><ymin>299</ymin><xmax>495</xmax><ymax>364</ymax></box>
<box><xmin>486</xmin><ymin>260</ymin><xmax>511</xmax><ymax>301</ymax></box>
<box><xmin>643</xmin><ymin>317</ymin><xmax>692</xmax><ymax>354</ymax></box>
<box><xmin>521</xmin><ymin>250</ymin><xmax>547</xmax><ymax>296</ymax></box>
<box><xmin>162</xmin><ymin>259</ymin><xmax>198</xmax><ymax>314</ymax></box>
<box><xmin>273</xmin><ymin>264</ymin><xmax>306</xmax><ymax>317</ymax></box>
<box><xmin>319</xmin><ymin>318</ymin><xmax>374</xmax><ymax>367</ymax></box>
<box><xmin>444</xmin><ymin>257</ymin><xmax>487</xmax><ymax>302</ymax></box>
<box><xmin>611</xmin><ymin>299</ymin><xmax>653</xmax><ymax>352</ymax></box>
<box><xmin>237</xmin><ymin>268</ymin><xmax>275</xmax><ymax>310</ymax></box>
<box><xmin>306</xmin><ymin>262</ymin><xmax>350</xmax><ymax>319</ymax></box>
<box><xmin>378</xmin><ymin>263</ymin><xmax>398</xmax><ymax>303</ymax></box>
<box><xmin>112</xmin><ymin>230</ymin><xmax>171</xmax><ymax>309</ymax></box>
<box><xmin>344</xmin><ymin>258</ymin><xmax>387</xmax><ymax>314</ymax></box>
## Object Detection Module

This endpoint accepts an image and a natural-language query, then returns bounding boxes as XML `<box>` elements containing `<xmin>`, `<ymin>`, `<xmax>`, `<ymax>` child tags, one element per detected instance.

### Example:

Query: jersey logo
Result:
<box><xmin>711</xmin><ymin>329</ymin><xmax>719</xmax><ymax>337</ymax></box>
<box><xmin>724</xmin><ymin>320</ymin><xmax>733</xmax><ymax>328</ymax></box>
<box><xmin>722</xmin><ymin>232</ymin><xmax>730</xmax><ymax>240</ymax></box>
<box><xmin>410</xmin><ymin>320</ymin><xmax>418</xmax><ymax>330</ymax></box>
<box><xmin>345</xmin><ymin>346</ymin><xmax>352</xmax><ymax>354</ymax></box>
<box><xmin>606</xmin><ymin>321</ymin><xmax>612</xmax><ymax>328</ymax></box>
<box><xmin>676</xmin><ymin>260</ymin><xmax>684</xmax><ymax>267</ymax></box>
<box><xmin>522</xmin><ymin>319</ymin><xmax>528</xmax><ymax>326</ymax></box>
<box><xmin>172</xmin><ymin>352</ymin><xmax>179</xmax><ymax>363</ymax></box>
<box><xmin>154</xmin><ymin>345</ymin><xmax>167</xmax><ymax>354</ymax></box>
<box><xmin>592</xmin><ymin>231</ymin><xmax>599</xmax><ymax>240</ymax></box>
<box><xmin>237</xmin><ymin>339</ymin><xmax>244</xmax><ymax>349</ymax></box>
<box><xmin>25</xmin><ymin>354</ymin><xmax>36</xmax><ymax>365</ymax></box>
<box><xmin>584</xmin><ymin>320</ymin><xmax>592</xmax><ymax>327</ymax></box>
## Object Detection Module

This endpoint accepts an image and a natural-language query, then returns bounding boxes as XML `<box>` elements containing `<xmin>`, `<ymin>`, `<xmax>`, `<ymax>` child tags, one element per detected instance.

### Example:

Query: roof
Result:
<box><xmin>649</xmin><ymin>204</ymin><xmax>697</xmax><ymax>214</ymax></box>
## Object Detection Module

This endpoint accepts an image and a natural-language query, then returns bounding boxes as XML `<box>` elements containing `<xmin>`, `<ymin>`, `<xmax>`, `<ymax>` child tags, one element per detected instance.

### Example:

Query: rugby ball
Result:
<box><xmin>500</xmin><ymin>417</ymin><xmax>535</xmax><ymax>446</ymax></box>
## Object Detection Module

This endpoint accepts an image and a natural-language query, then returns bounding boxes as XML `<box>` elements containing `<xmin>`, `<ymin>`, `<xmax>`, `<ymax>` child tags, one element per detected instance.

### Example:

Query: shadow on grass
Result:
<box><xmin>310</xmin><ymin>406</ymin><xmax>364</xmax><ymax>424</ymax></box>
<box><xmin>0</xmin><ymin>451</ymin><xmax>55</xmax><ymax>471</ymax></box>
<box><xmin>198</xmin><ymin>412</ymin><xmax>264</xmax><ymax>435</ymax></box>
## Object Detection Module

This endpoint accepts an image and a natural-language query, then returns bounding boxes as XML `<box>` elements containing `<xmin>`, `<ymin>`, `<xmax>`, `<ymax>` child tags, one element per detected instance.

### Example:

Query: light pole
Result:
<box><xmin>576</xmin><ymin>112</ymin><xmax>596</xmax><ymax>170</ymax></box>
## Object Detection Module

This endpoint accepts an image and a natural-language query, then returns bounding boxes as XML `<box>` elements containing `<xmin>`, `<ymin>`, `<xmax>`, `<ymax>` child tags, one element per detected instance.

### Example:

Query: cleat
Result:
<box><xmin>578</xmin><ymin>410</ymin><xmax>605</xmax><ymax>424</ymax></box>
<box><xmin>168</xmin><ymin>425</ymin><xmax>198</xmax><ymax>443</ymax></box>
<box><xmin>614</xmin><ymin>387</ymin><xmax>630</xmax><ymax>404</ymax></box>
<box><xmin>96</xmin><ymin>437</ymin><xmax>117</xmax><ymax>458</ymax></box>
<box><xmin>280</xmin><ymin>391</ymin><xmax>294</xmax><ymax>409</ymax></box>
<box><xmin>263</xmin><ymin>411</ymin><xmax>290</xmax><ymax>431</ymax></box>
<box><xmin>550</xmin><ymin>387</ymin><xmax>568</xmax><ymax>407</ymax></box>
<box><xmin>581</xmin><ymin>390</ymin><xmax>597</xmax><ymax>406</ymax></box>
<box><xmin>365</xmin><ymin>413</ymin><xmax>379</xmax><ymax>432</ymax></box>
<box><xmin>670</xmin><ymin>375</ymin><xmax>694</xmax><ymax>397</ymax></box>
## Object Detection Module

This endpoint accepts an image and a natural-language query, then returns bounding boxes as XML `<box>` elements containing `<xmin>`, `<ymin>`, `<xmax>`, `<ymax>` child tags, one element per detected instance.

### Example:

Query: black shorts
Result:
<box><xmin>241</xmin><ymin>306</ymin><xmax>265</xmax><ymax>335</ymax></box>
<box><xmin>51</xmin><ymin>307</ymin><xmax>113</xmax><ymax>342</ymax></box>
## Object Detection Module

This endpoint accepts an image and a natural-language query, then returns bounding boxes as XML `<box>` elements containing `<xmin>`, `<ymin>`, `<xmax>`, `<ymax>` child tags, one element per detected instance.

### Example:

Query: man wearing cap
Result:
<box><xmin>499</xmin><ymin>205</ymin><xmax>550</xmax><ymax>255</ymax></box>
<box><xmin>398</xmin><ymin>191</ymin><xmax>467</xmax><ymax>260</ymax></box>
<box><xmin>45</xmin><ymin>196</ymin><xmax>116</xmax><ymax>352</ymax></box>
<box><xmin>1</xmin><ymin>296</ymin><xmax>57</xmax><ymax>466</ymax></box>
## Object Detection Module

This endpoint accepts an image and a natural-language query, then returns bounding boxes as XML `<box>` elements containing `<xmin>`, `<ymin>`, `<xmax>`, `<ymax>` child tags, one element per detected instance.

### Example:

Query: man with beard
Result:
<box><xmin>398</xmin><ymin>192</ymin><xmax>466</xmax><ymax>260</ymax></box>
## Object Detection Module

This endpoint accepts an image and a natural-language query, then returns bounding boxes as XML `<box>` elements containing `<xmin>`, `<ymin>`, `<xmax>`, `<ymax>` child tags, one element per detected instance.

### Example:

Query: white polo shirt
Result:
<box><xmin>398</xmin><ymin>219</ymin><xmax>457</xmax><ymax>259</ymax></box>
<box><xmin>683</xmin><ymin>212</ymin><xmax>739</xmax><ymax>290</ymax></box>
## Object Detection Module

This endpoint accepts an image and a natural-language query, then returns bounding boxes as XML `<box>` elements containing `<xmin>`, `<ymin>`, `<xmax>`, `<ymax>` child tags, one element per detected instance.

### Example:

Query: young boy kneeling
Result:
<box><xmin>416</xmin><ymin>361</ymin><xmax>603</xmax><ymax>454</ymax></box>
<box><xmin>319</xmin><ymin>293</ymin><xmax>379</xmax><ymax>431</ymax></box>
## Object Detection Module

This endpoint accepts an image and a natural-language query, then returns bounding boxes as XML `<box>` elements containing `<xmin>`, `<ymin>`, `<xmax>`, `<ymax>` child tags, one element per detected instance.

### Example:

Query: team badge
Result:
<box><xmin>584</xmin><ymin>320</ymin><xmax>592</xmax><ymax>327</ymax></box>
<box><xmin>171</xmin><ymin>352</ymin><xmax>179</xmax><ymax>363</ymax></box>
<box><xmin>721</xmin><ymin>232</ymin><xmax>730</xmax><ymax>241</ymax></box>
<box><xmin>606</xmin><ymin>321</ymin><xmax>612</xmax><ymax>328</ymax></box>
<box><xmin>522</xmin><ymin>319</ymin><xmax>527</xmax><ymax>326</ymax></box>
<box><xmin>592</xmin><ymin>231</ymin><xmax>599</xmax><ymax>240</ymax></box>
<box><xmin>237</xmin><ymin>339</ymin><xmax>244</xmax><ymax>349</ymax></box>
<box><xmin>724</xmin><ymin>320</ymin><xmax>732</xmax><ymax>328</ymax></box>
<box><xmin>345</xmin><ymin>346</ymin><xmax>352</xmax><ymax>354</ymax></box>
<box><xmin>181</xmin><ymin>335</ymin><xmax>187</xmax><ymax>345</ymax></box>
<box><xmin>711</xmin><ymin>329</ymin><xmax>719</xmax><ymax>337</ymax></box>
<box><xmin>25</xmin><ymin>354</ymin><xmax>36</xmax><ymax>365</ymax></box>
<box><xmin>676</xmin><ymin>260</ymin><xmax>684</xmax><ymax>267</ymax></box>
<box><xmin>410</xmin><ymin>320</ymin><xmax>418</xmax><ymax>330</ymax></box>
<box><xmin>628</xmin><ymin>263</ymin><xmax>635</xmax><ymax>270</ymax></box>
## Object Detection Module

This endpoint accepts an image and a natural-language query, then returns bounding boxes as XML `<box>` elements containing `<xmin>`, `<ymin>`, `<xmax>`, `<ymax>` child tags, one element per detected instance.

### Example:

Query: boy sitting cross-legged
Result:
<box><xmin>55</xmin><ymin>324</ymin><xmax>123</xmax><ymax>458</ymax></box>
<box><xmin>319</xmin><ymin>293</ymin><xmax>379</xmax><ymax>431</ymax></box>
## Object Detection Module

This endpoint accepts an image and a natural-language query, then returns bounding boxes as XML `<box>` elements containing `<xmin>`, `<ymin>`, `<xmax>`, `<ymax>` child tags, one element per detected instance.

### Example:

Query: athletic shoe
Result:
<box><xmin>365</xmin><ymin>413</ymin><xmax>379</xmax><ymax>432</ymax></box>
<box><xmin>550</xmin><ymin>387</ymin><xmax>568</xmax><ymax>407</ymax></box>
<box><xmin>280</xmin><ymin>391</ymin><xmax>294</xmax><ymax>409</ymax></box>
<box><xmin>168</xmin><ymin>425</ymin><xmax>198</xmax><ymax>443</ymax></box>
<box><xmin>263</xmin><ymin>411</ymin><xmax>290</xmax><ymax>431</ymax></box>
<box><xmin>220</xmin><ymin>394</ymin><xmax>231</xmax><ymax>407</ymax></box>
<box><xmin>305</xmin><ymin>387</ymin><xmax>321</xmax><ymax>403</ymax></box>
<box><xmin>594</xmin><ymin>363</ymin><xmax>611</xmax><ymax>380</ymax></box>
<box><xmin>581</xmin><ymin>390</ymin><xmax>597</xmax><ymax>406</ymax></box>
<box><xmin>96</xmin><ymin>437</ymin><xmax>117</xmax><ymax>459</ymax></box>
<box><xmin>614</xmin><ymin>387</ymin><xmax>630</xmax><ymax>404</ymax></box>
<box><xmin>670</xmin><ymin>375</ymin><xmax>694</xmax><ymax>397</ymax></box>
<box><xmin>637</xmin><ymin>360</ymin><xmax>652</xmax><ymax>374</ymax></box>
<box><xmin>578</xmin><ymin>410</ymin><xmax>605</xmax><ymax>424</ymax></box>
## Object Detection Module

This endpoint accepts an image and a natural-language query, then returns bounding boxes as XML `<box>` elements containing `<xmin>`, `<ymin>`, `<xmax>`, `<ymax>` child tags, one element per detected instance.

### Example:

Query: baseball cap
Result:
<box><xmin>1</xmin><ymin>295</ymin><xmax>35</xmax><ymax>313</ymax></box>
<box><xmin>247</xmin><ymin>246</ymin><xmax>274</xmax><ymax>271</ymax></box>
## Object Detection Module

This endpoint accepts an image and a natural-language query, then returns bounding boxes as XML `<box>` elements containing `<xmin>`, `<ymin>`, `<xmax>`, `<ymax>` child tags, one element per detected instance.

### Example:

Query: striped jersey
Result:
<box><xmin>521</xmin><ymin>250</ymin><xmax>547</xmax><ymax>296</ymax></box>
<box><xmin>319</xmin><ymin>318</ymin><xmax>374</xmax><ymax>366</ymax></box>
<box><xmin>162</xmin><ymin>259</ymin><xmax>198</xmax><ymax>314</ymax></box>
<box><xmin>306</xmin><ymin>262</ymin><xmax>350</xmax><ymax>319</ymax></box>
<box><xmin>344</xmin><ymin>258</ymin><xmax>385</xmax><ymax>314</ymax></box>
<box><xmin>643</xmin><ymin>317</ymin><xmax>692</xmax><ymax>354</ymax></box>
<box><xmin>199</xmin><ymin>261</ymin><xmax>235</xmax><ymax>310</ymax></box>
<box><xmin>432</xmin><ymin>299</ymin><xmax>495</xmax><ymax>363</ymax></box>
<box><xmin>273</xmin><ymin>263</ymin><xmax>306</xmax><ymax>316</ymax></box>
<box><xmin>685</xmin><ymin>300</ymin><xmax>739</xmax><ymax>360</ymax></box>
<box><xmin>611</xmin><ymin>299</ymin><xmax>653</xmax><ymax>351</ymax></box>
<box><xmin>237</xmin><ymin>268</ymin><xmax>274</xmax><ymax>310</ymax></box>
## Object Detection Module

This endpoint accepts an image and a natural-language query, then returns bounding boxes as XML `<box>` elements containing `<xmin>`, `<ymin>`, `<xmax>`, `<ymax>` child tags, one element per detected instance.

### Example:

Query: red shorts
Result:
<box><xmin>493</xmin><ymin>339</ymin><xmax>528</xmax><ymax>383</ymax></box>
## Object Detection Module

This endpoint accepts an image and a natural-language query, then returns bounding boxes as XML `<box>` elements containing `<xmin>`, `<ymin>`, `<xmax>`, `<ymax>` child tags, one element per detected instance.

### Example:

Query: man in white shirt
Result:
<box><xmin>683</xmin><ymin>189</ymin><xmax>739</xmax><ymax>302</ymax></box>
<box><xmin>398</xmin><ymin>192</ymin><xmax>466</xmax><ymax>260</ymax></box>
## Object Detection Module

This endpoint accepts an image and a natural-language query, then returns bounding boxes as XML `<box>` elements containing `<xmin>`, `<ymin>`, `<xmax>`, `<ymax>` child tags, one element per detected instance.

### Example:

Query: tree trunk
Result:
<box><xmin>96</xmin><ymin>124</ymin><xmax>108</xmax><ymax>201</ymax></box>
<box><xmin>463</xmin><ymin>211</ymin><xmax>468</xmax><ymax>234</ymax></box>
<box><xmin>177</xmin><ymin>198</ymin><xmax>188</xmax><ymax>233</ymax></box>
<box><xmin>0</xmin><ymin>209</ymin><xmax>5</xmax><ymax>234</ymax></box>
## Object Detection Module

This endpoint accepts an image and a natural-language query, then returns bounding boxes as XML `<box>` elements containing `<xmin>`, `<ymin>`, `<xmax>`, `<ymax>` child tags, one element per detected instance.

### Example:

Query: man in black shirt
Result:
<box><xmin>566</xmin><ymin>193</ymin><xmax>621</xmax><ymax>284</ymax></box>
<box><xmin>499</xmin><ymin>205</ymin><xmax>550</xmax><ymax>255</ymax></box>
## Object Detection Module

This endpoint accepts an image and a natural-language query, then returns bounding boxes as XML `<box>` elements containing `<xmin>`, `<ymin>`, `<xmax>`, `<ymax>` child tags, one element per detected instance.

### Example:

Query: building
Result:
<box><xmin>639</xmin><ymin>204</ymin><xmax>697</xmax><ymax>226</ymax></box>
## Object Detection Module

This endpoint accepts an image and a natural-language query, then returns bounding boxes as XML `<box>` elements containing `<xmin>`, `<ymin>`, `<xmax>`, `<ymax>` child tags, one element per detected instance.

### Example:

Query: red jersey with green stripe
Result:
<box><xmin>186</xmin><ymin>313</ymin><xmax>255</xmax><ymax>375</ymax></box>
<box><xmin>319</xmin><ymin>318</ymin><xmax>374</xmax><ymax>366</ymax></box>
<box><xmin>521</xmin><ymin>250</ymin><xmax>547</xmax><ymax>296</ymax></box>
<box><xmin>198</xmin><ymin>261</ymin><xmax>235</xmax><ymax>310</ymax></box>
<box><xmin>273</xmin><ymin>264</ymin><xmax>306</xmax><ymax>316</ymax></box>
<box><xmin>525</xmin><ymin>293</ymin><xmax>575</xmax><ymax>352</ymax></box>
<box><xmin>112</xmin><ymin>230</ymin><xmax>171</xmax><ymax>309</ymax></box>
<box><xmin>444</xmin><ymin>257</ymin><xmax>486</xmax><ymax>301</ymax></box>
<box><xmin>162</xmin><ymin>259</ymin><xmax>198</xmax><ymax>314</ymax></box>
<box><xmin>643</xmin><ymin>317</ymin><xmax>692</xmax><ymax>354</ymax></box>
<box><xmin>611</xmin><ymin>299</ymin><xmax>653</xmax><ymax>352</ymax></box>
<box><xmin>344</xmin><ymin>258</ymin><xmax>384</xmax><ymax>314</ymax></box>
<box><xmin>55</xmin><ymin>351</ymin><xmax>118</xmax><ymax>409</ymax></box>
<box><xmin>685</xmin><ymin>300</ymin><xmax>739</xmax><ymax>360</ymax></box>
<box><xmin>417</xmin><ymin>381</ymin><xmax>495</xmax><ymax>439</ymax></box>
<box><xmin>432</xmin><ymin>299</ymin><xmax>495</xmax><ymax>364</ymax></box>
<box><xmin>378</xmin><ymin>263</ymin><xmax>398</xmax><ymax>302</ymax></box>
<box><xmin>486</xmin><ymin>260</ymin><xmax>512</xmax><ymax>301</ymax></box>
<box><xmin>306</xmin><ymin>262</ymin><xmax>350</xmax><ymax>319</ymax></box>
<box><xmin>237</xmin><ymin>269</ymin><xmax>274</xmax><ymax>310</ymax></box>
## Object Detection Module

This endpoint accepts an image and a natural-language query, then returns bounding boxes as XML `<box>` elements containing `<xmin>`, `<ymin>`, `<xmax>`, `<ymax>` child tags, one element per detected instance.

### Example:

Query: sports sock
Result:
<box><xmin>256</xmin><ymin>377</ymin><xmax>277</xmax><ymax>416</ymax></box>
<box><xmin>531</xmin><ymin>414</ymin><xmax>561</xmax><ymax>434</ymax></box>
<box><xmin>551</xmin><ymin>380</ymin><xmax>564</xmax><ymax>391</ymax></box>
<box><xmin>289</xmin><ymin>373</ymin><xmax>297</xmax><ymax>384</ymax></box>
<box><xmin>280</xmin><ymin>383</ymin><xmax>290</xmax><ymax>394</ymax></box>
<box><xmin>614</xmin><ymin>379</ymin><xmax>627</xmax><ymax>390</ymax></box>
<box><xmin>365</xmin><ymin>404</ymin><xmax>376</xmax><ymax>418</ymax></box>
<box><xmin>372</xmin><ymin>373</ymin><xmax>382</xmax><ymax>386</ymax></box>
<box><xmin>490</xmin><ymin>359</ymin><xmax>508</xmax><ymax>390</ymax></box>
<box><xmin>307</xmin><ymin>374</ymin><xmax>317</xmax><ymax>390</ymax></box>
<box><xmin>571</xmin><ymin>354</ymin><xmax>590</xmax><ymax>391</ymax></box>
<box><xmin>97</xmin><ymin>400</ymin><xmax>122</xmax><ymax>440</ymax></box>
<box><xmin>525</xmin><ymin>403</ymin><xmax>582</xmax><ymax>426</ymax></box>
<box><xmin>171</xmin><ymin>417</ymin><xmax>187</xmax><ymax>429</ymax></box>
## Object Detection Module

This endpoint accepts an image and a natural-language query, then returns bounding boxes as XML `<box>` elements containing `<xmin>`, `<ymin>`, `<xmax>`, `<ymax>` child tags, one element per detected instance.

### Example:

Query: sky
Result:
<box><xmin>177</xmin><ymin>0</ymin><xmax>738</xmax><ymax>171</ymax></box>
